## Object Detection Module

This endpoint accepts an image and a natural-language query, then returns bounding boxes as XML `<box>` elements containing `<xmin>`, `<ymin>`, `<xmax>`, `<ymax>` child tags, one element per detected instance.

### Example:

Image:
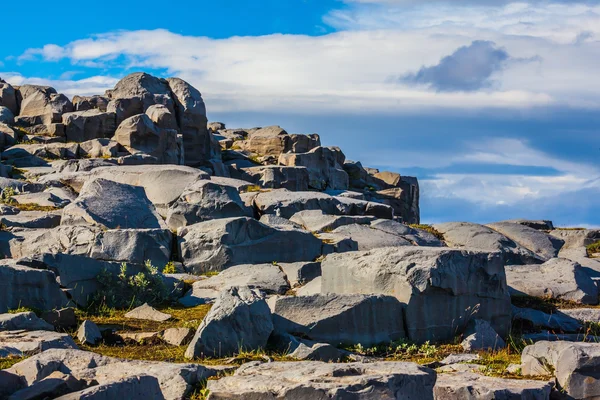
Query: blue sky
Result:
<box><xmin>2</xmin><ymin>0</ymin><xmax>599</xmax><ymax>226</ymax></box>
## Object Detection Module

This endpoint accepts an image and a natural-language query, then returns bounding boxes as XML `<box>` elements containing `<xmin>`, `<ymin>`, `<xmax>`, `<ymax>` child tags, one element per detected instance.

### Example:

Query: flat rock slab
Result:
<box><xmin>207</xmin><ymin>361</ymin><xmax>436</xmax><ymax>400</ymax></box>
<box><xmin>0</xmin><ymin>312</ymin><xmax>54</xmax><ymax>331</ymax></box>
<box><xmin>55</xmin><ymin>375</ymin><xmax>162</xmax><ymax>400</ymax></box>
<box><xmin>0</xmin><ymin>330</ymin><xmax>78</xmax><ymax>357</ymax></box>
<box><xmin>162</xmin><ymin>328</ymin><xmax>194</xmax><ymax>346</ymax></box>
<box><xmin>331</xmin><ymin>223</ymin><xmax>412</xmax><ymax>250</ymax></box>
<box><xmin>77</xmin><ymin>320</ymin><xmax>102</xmax><ymax>345</ymax></box>
<box><xmin>512</xmin><ymin>306</ymin><xmax>582</xmax><ymax>332</ymax></box>
<box><xmin>290</xmin><ymin>209</ymin><xmax>375</xmax><ymax>232</ymax></box>
<box><xmin>125</xmin><ymin>304</ymin><xmax>171</xmax><ymax>322</ymax></box>
<box><xmin>1</xmin><ymin>211</ymin><xmax>62</xmax><ymax>229</ymax></box>
<box><xmin>434</xmin><ymin>372</ymin><xmax>553</xmax><ymax>400</ymax></box>
<box><xmin>559</xmin><ymin>308</ymin><xmax>600</xmax><ymax>323</ymax></box>
<box><xmin>486</xmin><ymin>222</ymin><xmax>564</xmax><ymax>261</ymax></box>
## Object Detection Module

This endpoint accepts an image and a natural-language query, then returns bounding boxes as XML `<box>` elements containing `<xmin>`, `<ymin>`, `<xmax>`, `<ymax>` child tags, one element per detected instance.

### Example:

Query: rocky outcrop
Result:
<box><xmin>278</xmin><ymin>146</ymin><xmax>349</xmax><ymax>190</ymax></box>
<box><xmin>486</xmin><ymin>222</ymin><xmax>564</xmax><ymax>261</ymax></box>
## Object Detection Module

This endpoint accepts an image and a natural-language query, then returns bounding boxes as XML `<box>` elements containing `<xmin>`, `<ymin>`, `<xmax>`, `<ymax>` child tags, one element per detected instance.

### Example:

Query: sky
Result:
<box><xmin>1</xmin><ymin>0</ymin><xmax>599</xmax><ymax>227</ymax></box>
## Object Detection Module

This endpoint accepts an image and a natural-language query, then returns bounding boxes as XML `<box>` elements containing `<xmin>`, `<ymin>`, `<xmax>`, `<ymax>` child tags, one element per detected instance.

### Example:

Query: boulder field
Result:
<box><xmin>0</xmin><ymin>73</ymin><xmax>599</xmax><ymax>399</ymax></box>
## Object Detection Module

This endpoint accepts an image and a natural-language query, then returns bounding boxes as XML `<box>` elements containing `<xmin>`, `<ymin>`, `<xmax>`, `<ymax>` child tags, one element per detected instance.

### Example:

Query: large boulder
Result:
<box><xmin>238</xmin><ymin>126</ymin><xmax>320</xmax><ymax>157</ymax></box>
<box><xmin>241</xmin><ymin>165</ymin><xmax>310</xmax><ymax>191</ymax></box>
<box><xmin>329</xmin><ymin>223</ymin><xmax>412</xmax><ymax>250</ymax></box>
<box><xmin>371</xmin><ymin>176</ymin><xmax>421</xmax><ymax>225</ymax></box>
<box><xmin>0</xmin><ymin>311</ymin><xmax>54</xmax><ymax>331</ymax></box>
<box><xmin>207</xmin><ymin>361</ymin><xmax>436</xmax><ymax>400</ymax></box>
<box><xmin>17</xmin><ymin>85</ymin><xmax>73</xmax><ymax>124</ymax></box>
<box><xmin>321</xmin><ymin>247</ymin><xmax>511</xmax><ymax>343</ymax></box>
<box><xmin>486</xmin><ymin>222</ymin><xmax>564</xmax><ymax>261</ymax></box>
<box><xmin>271</xmin><ymin>293</ymin><xmax>406</xmax><ymax>346</ymax></box>
<box><xmin>0</xmin><ymin>105</ymin><xmax>14</xmax><ymax>125</ymax></box>
<box><xmin>61</xmin><ymin>178</ymin><xmax>167</xmax><ymax>229</ymax></box>
<box><xmin>62</xmin><ymin>109</ymin><xmax>117</xmax><ymax>143</ymax></box>
<box><xmin>72</xmin><ymin>95</ymin><xmax>109</xmax><ymax>112</ymax></box>
<box><xmin>114</xmin><ymin>114</ymin><xmax>180</xmax><ymax>164</ymax></box>
<box><xmin>178</xmin><ymin>217</ymin><xmax>323</xmax><ymax>273</ymax></box>
<box><xmin>371</xmin><ymin>219</ymin><xmax>444</xmax><ymax>247</ymax></box>
<box><xmin>278</xmin><ymin>146</ymin><xmax>349</xmax><ymax>190</ymax></box>
<box><xmin>506</xmin><ymin>258</ymin><xmax>598</xmax><ymax>305</ymax></box>
<box><xmin>0</xmin><ymin>330</ymin><xmax>77</xmax><ymax>357</ymax></box>
<box><xmin>166</xmin><ymin>180</ymin><xmax>252</xmax><ymax>230</ymax></box>
<box><xmin>0</xmin><ymin>78</ymin><xmax>18</xmax><ymax>115</ymax></box>
<box><xmin>56</xmin><ymin>375</ymin><xmax>162</xmax><ymax>400</ymax></box>
<box><xmin>434</xmin><ymin>222</ymin><xmax>543</xmax><ymax>265</ymax></box>
<box><xmin>185</xmin><ymin>286</ymin><xmax>273</xmax><ymax>358</ymax></box>
<box><xmin>290</xmin><ymin>209</ymin><xmax>375</xmax><ymax>232</ymax></box>
<box><xmin>253</xmin><ymin>190</ymin><xmax>345</xmax><ymax>219</ymax></box>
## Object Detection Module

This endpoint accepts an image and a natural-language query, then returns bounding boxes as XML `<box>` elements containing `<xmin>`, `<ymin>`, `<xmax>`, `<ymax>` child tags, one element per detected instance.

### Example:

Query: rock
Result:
<box><xmin>125</xmin><ymin>303</ymin><xmax>171</xmax><ymax>322</ymax></box>
<box><xmin>0</xmin><ymin>177</ymin><xmax>45</xmax><ymax>193</ymax></box>
<box><xmin>208</xmin><ymin>122</ymin><xmax>226</xmax><ymax>131</ymax></box>
<box><xmin>277</xmin><ymin>261</ymin><xmax>321</xmax><ymax>287</ymax></box>
<box><xmin>166</xmin><ymin>180</ymin><xmax>252</xmax><ymax>229</ymax></box>
<box><xmin>371</xmin><ymin>176</ymin><xmax>420</xmax><ymax>225</ymax></box>
<box><xmin>486</xmin><ymin>222</ymin><xmax>564</xmax><ymax>261</ymax></box>
<box><xmin>0</xmin><ymin>312</ymin><xmax>54</xmax><ymax>331</ymax></box>
<box><xmin>77</xmin><ymin>320</ymin><xmax>102</xmax><ymax>345</ymax></box>
<box><xmin>72</xmin><ymin>95</ymin><xmax>109</xmax><ymax>112</ymax></box>
<box><xmin>239</xmin><ymin>126</ymin><xmax>319</xmax><ymax>157</ymax></box>
<box><xmin>0</xmin><ymin>78</ymin><xmax>18</xmax><ymax>115</ymax></box>
<box><xmin>506</xmin><ymin>258</ymin><xmax>598</xmax><ymax>305</ymax></box>
<box><xmin>0</xmin><ymin>261</ymin><xmax>69</xmax><ymax>313</ymax></box>
<box><xmin>437</xmin><ymin>353</ymin><xmax>481</xmax><ymax>366</ymax></box>
<box><xmin>269</xmin><ymin>332</ymin><xmax>347</xmax><ymax>362</ymax></box>
<box><xmin>258</xmin><ymin>214</ymin><xmax>303</xmax><ymax>230</ymax></box>
<box><xmin>114</xmin><ymin>113</ymin><xmax>180</xmax><ymax>164</ymax></box>
<box><xmin>41</xmin><ymin>308</ymin><xmax>77</xmax><ymax>330</ymax></box>
<box><xmin>185</xmin><ymin>286</ymin><xmax>273</xmax><ymax>358</ymax></box>
<box><xmin>0</xmin><ymin>330</ymin><xmax>78</xmax><ymax>357</ymax></box>
<box><xmin>89</xmin><ymin>228</ymin><xmax>172</xmax><ymax>266</ymax></box>
<box><xmin>241</xmin><ymin>166</ymin><xmax>310</xmax><ymax>191</ymax></box>
<box><xmin>145</xmin><ymin>104</ymin><xmax>178</xmax><ymax>130</ymax></box>
<box><xmin>11</xmin><ymin>192</ymin><xmax>70</xmax><ymax>208</ymax></box>
<box><xmin>330</xmin><ymin>223</ymin><xmax>413</xmax><ymax>250</ymax></box>
<box><xmin>278</xmin><ymin>146</ymin><xmax>349</xmax><ymax>190</ymax></box>
<box><xmin>512</xmin><ymin>306</ymin><xmax>582</xmax><ymax>332</ymax></box>
<box><xmin>296</xmin><ymin>276</ymin><xmax>321</xmax><ymax>296</ymax></box>
<box><xmin>178</xmin><ymin>217</ymin><xmax>323</xmax><ymax>273</ymax></box>
<box><xmin>254</xmin><ymin>189</ymin><xmax>345</xmax><ymax>219</ymax></box>
<box><xmin>334</xmin><ymin>195</ymin><xmax>395</xmax><ymax>219</ymax></box>
<box><xmin>521</xmin><ymin>331</ymin><xmax>600</xmax><ymax>343</ymax></box>
<box><xmin>0</xmin><ymin>123</ymin><xmax>17</xmax><ymax>149</ymax></box>
<box><xmin>18</xmin><ymin>85</ymin><xmax>73</xmax><ymax>124</ymax></box>
<box><xmin>522</xmin><ymin>341</ymin><xmax>600</xmax><ymax>399</ymax></box>
<box><xmin>61</xmin><ymin>178</ymin><xmax>167</xmax><ymax>229</ymax></box>
<box><xmin>461</xmin><ymin>319</ymin><xmax>506</xmax><ymax>352</ymax></box>
<box><xmin>55</xmin><ymin>375</ymin><xmax>162</xmax><ymax>399</ymax></box>
<box><xmin>77</xmin><ymin>138</ymin><xmax>119</xmax><ymax>158</ymax></box>
<box><xmin>503</xmin><ymin>219</ymin><xmax>555</xmax><ymax>231</ymax></box>
<box><xmin>62</xmin><ymin>109</ymin><xmax>116</xmax><ymax>143</ymax></box>
<box><xmin>119</xmin><ymin>331</ymin><xmax>161</xmax><ymax>343</ymax></box>
<box><xmin>207</xmin><ymin>361</ymin><xmax>436</xmax><ymax>400</ymax></box>
<box><xmin>551</xmin><ymin>229</ymin><xmax>600</xmax><ymax>249</ymax></box>
<box><xmin>162</xmin><ymin>328</ymin><xmax>194</xmax><ymax>346</ymax></box>
<box><xmin>272</xmin><ymin>293</ymin><xmax>406</xmax><ymax>346</ymax></box>
<box><xmin>434</xmin><ymin>372</ymin><xmax>553</xmax><ymax>400</ymax></box>
<box><xmin>559</xmin><ymin>247</ymin><xmax>600</xmax><ymax>279</ymax></box>
<box><xmin>559</xmin><ymin>308</ymin><xmax>600</xmax><ymax>323</ymax></box>
<box><xmin>289</xmin><ymin>209</ymin><xmax>375</xmax><ymax>232</ymax></box>
<box><xmin>433</xmin><ymin>222</ymin><xmax>543</xmax><ymax>264</ymax></box>
<box><xmin>8</xmin><ymin>371</ymin><xmax>87</xmax><ymax>400</ymax></box>
<box><xmin>0</xmin><ymin>105</ymin><xmax>14</xmax><ymax>124</ymax></box>
<box><xmin>319</xmin><ymin>232</ymin><xmax>359</xmax><ymax>254</ymax></box>
<box><xmin>371</xmin><ymin>219</ymin><xmax>444</xmax><ymax>247</ymax></box>
<box><xmin>3</xmin><ymin>143</ymin><xmax>78</xmax><ymax>161</ymax></box>
<box><xmin>7</xmin><ymin>348</ymin><xmax>221</xmax><ymax>400</ymax></box>
<box><xmin>0</xmin><ymin>369</ymin><xmax>24</xmax><ymax>399</ymax></box>
<box><xmin>322</xmin><ymin>247</ymin><xmax>511</xmax><ymax>343</ymax></box>
<box><xmin>0</xmin><ymin>211</ymin><xmax>62</xmax><ymax>229</ymax></box>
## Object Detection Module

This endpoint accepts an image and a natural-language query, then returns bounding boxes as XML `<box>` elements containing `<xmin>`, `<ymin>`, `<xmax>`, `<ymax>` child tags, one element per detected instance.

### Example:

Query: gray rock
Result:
<box><xmin>322</xmin><ymin>247</ymin><xmax>511</xmax><ymax>343</ymax></box>
<box><xmin>185</xmin><ymin>286</ymin><xmax>273</xmax><ymax>358</ymax></box>
<box><xmin>559</xmin><ymin>247</ymin><xmax>600</xmax><ymax>279</ymax></box>
<box><xmin>278</xmin><ymin>146</ymin><xmax>349</xmax><ymax>190</ymax></box>
<box><xmin>166</xmin><ymin>180</ymin><xmax>252</xmax><ymax>229</ymax></box>
<box><xmin>178</xmin><ymin>217</ymin><xmax>323</xmax><ymax>273</ymax></box>
<box><xmin>0</xmin><ymin>261</ymin><xmax>69</xmax><ymax>313</ymax></box>
<box><xmin>258</xmin><ymin>214</ymin><xmax>303</xmax><ymax>230</ymax></box>
<box><xmin>277</xmin><ymin>261</ymin><xmax>321</xmax><ymax>287</ymax></box>
<box><xmin>11</xmin><ymin>192</ymin><xmax>70</xmax><ymax>208</ymax></box>
<box><xmin>8</xmin><ymin>371</ymin><xmax>87</xmax><ymax>400</ymax></box>
<box><xmin>461</xmin><ymin>319</ymin><xmax>506</xmax><ymax>352</ymax></box>
<box><xmin>290</xmin><ymin>209</ymin><xmax>375</xmax><ymax>232</ymax></box>
<box><xmin>330</xmin><ymin>223</ymin><xmax>413</xmax><ymax>250</ymax></box>
<box><xmin>77</xmin><ymin>320</ymin><xmax>102</xmax><ymax>345</ymax></box>
<box><xmin>550</xmin><ymin>229</ymin><xmax>600</xmax><ymax>249</ymax></box>
<box><xmin>272</xmin><ymin>293</ymin><xmax>406</xmax><ymax>346</ymax></box>
<box><xmin>0</xmin><ymin>312</ymin><xmax>54</xmax><ymax>331</ymax></box>
<box><xmin>125</xmin><ymin>303</ymin><xmax>171</xmax><ymax>322</ymax></box>
<box><xmin>506</xmin><ymin>258</ymin><xmax>598</xmax><ymax>305</ymax></box>
<box><xmin>18</xmin><ymin>85</ymin><xmax>73</xmax><ymax>123</ymax></box>
<box><xmin>237</xmin><ymin>126</ymin><xmax>319</xmax><ymax>157</ymax></box>
<box><xmin>438</xmin><ymin>353</ymin><xmax>481</xmax><ymax>366</ymax></box>
<box><xmin>512</xmin><ymin>306</ymin><xmax>582</xmax><ymax>332</ymax></box>
<box><xmin>146</xmin><ymin>104</ymin><xmax>178</xmax><ymax>130</ymax></box>
<box><xmin>0</xmin><ymin>369</ymin><xmax>24</xmax><ymax>399</ymax></box>
<box><xmin>72</xmin><ymin>95</ymin><xmax>109</xmax><ymax>112</ymax></box>
<box><xmin>433</xmin><ymin>222</ymin><xmax>543</xmax><ymax>264</ymax></box>
<box><xmin>162</xmin><ymin>328</ymin><xmax>194</xmax><ymax>346</ymax></box>
<box><xmin>486</xmin><ymin>222</ymin><xmax>564</xmax><ymax>261</ymax></box>
<box><xmin>559</xmin><ymin>308</ymin><xmax>600</xmax><ymax>323</ymax></box>
<box><xmin>241</xmin><ymin>166</ymin><xmax>310</xmax><ymax>191</ymax></box>
<box><xmin>1</xmin><ymin>211</ymin><xmax>62</xmax><ymax>229</ymax></box>
<box><xmin>0</xmin><ymin>330</ymin><xmax>78</xmax><ymax>357</ymax></box>
<box><xmin>296</xmin><ymin>276</ymin><xmax>322</xmax><ymax>296</ymax></box>
<box><xmin>318</xmin><ymin>232</ymin><xmax>359</xmax><ymax>254</ymax></box>
<box><xmin>62</xmin><ymin>109</ymin><xmax>116</xmax><ymax>143</ymax></box>
<box><xmin>0</xmin><ymin>79</ymin><xmax>18</xmax><ymax>115</ymax></box>
<box><xmin>521</xmin><ymin>331</ymin><xmax>600</xmax><ymax>343</ymax></box>
<box><xmin>0</xmin><ymin>105</ymin><xmax>14</xmax><ymax>124</ymax></box>
<box><xmin>371</xmin><ymin>219</ymin><xmax>444</xmax><ymax>247</ymax></box>
<box><xmin>55</xmin><ymin>375</ymin><xmax>162</xmax><ymax>400</ymax></box>
<box><xmin>61</xmin><ymin>178</ymin><xmax>167</xmax><ymax>229</ymax></box>
<box><xmin>0</xmin><ymin>177</ymin><xmax>44</xmax><ymax>193</ymax></box>
<box><xmin>89</xmin><ymin>228</ymin><xmax>172</xmax><ymax>266</ymax></box>
<box><xmin>269</xmin><ymin>332</ymin><xmax>347</xmax><ymax>362</ymax></box>
<box><xmin>522</xmin><ymin>341</ymin><xmax>600</xmax><ymax>399</ymax></box>
<box><xmin>207</xmin><ymin>361</ymin><xmax>436</xmax><ymax>400</ymax></box>
<box><xmin>434</xmin><ymin>372</ymin><xmax>552</xmax><ymax>400</ymax></box>
<box><xmin>254</xmin><ymin>189</ymin><xmax>346</xmax><ymax>219</ymax></box>
<box><xmin>77</xmin><ymin>138</ymin><xmax>119</xmax><ymax>159</ymax></box>
<box><xmin>503</xmin><ymin>219</ymin><xmax>555</xmax><ymax>231</ymax></box>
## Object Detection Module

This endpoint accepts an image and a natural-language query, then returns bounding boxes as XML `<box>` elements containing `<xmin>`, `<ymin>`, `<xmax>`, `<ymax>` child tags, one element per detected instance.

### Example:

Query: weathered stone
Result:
<box><xmin>254</xmin><ymin>190</ymin><xmax>345</xmax><ymax>219</ymax></box>
<box><xmin>72</xmin><ymin>95</ymin><xmax>109</xmax><ymax>112</ymax></box>
<box><xmin>560</xmin><ymin>308</ymin><xmax>600</xmax><ymax>323</ymax></box>
<box><xmin>560</xmin><ymin>247</ymin><xmax>600</xmax><ymax>279</ymax></box>
<box><xmin>0</xmin><ymin>369</ymin><xmax>24</xmax><ymax>399</ymax></box>
<box><xmin>296</xmin><ymin>277</ymin><xmax>322</xmax><ymax>296</ymax></box>
<box><xmin>334</xmin><ymin>195</ymin><xmax>395</xmax><ymax>219</ymax></box>
<box><xmin>0</xmin><ymin>105</ymin><xmax>14</xmax><ymax>125</ymax></box>
<box><xmin>237</xmin><ymin>125</ymin><xmax>288</xmax><ymax>156</ymax></box>
<box><xmin>77</xmin><ymin>138</ymin><xmax>119</xmax><ymax>158</ymax></box>
<box><xmin>62</xmin><ymin>109</ymin><xmax>116</xmax><ymax>143</ymax></box>
<box><xmin>0</xmin><ymin>177</ymin><xmax>44</xmax><ymax>193</ymax></box>
<box><xmin>551</xmin><ymin>229</ymin><xmax>600</xmax><ymax>249</ymax></box>
<box><xmin>145</xmin><ymin>104</ymin><xmax>178</xmax><ymax>130</ymax></box>
<box><xmin>372</xmin><ymin>176</ymin><xmax>420</xmax><ymax>224</ymax></box>
<box><xmin>330</xmin><ymin>223</ymin><xmax>413</xmax><ymax>250</ymax></box>
<box><xmin>277</xmin><ymin>261</ymin><xmax>321</xmax><ymax>287</ymax></box>
<box><xmin>279</xmin><ymin>146</ymin><xmax>349</xmax><ymax>190</ymax></box>
<box><xmin>105</xmin><ymin>73</ymin><xmax>175</xmax><ymax>120</ymax></box>
<box><xmin>11</xmin><ymin>192</ymin><xmax>70</xmax><ymax>208</ymax></box>
<box><xmin>89</xmin><ymin>228</ymin><xmax>172</xmax><ymax>266</ymax></box>
<box><xmin>241</xmin><ymin>166</ymin><xmax>310</xmax><ymax>191</ymax></box>
<box><xmin>371</xmin><ymin>219</ymin><xmax>444</xmax><ymax>246</ymax></box>
<box><xmin>207</xmin><ymin>361</ymin><xmax>436</xmax><ymax>400</ymax></box>
<box><xmin>162</xmin><ymin>328</ymin><xmax>194</xmax><ymax>346</ymax></box>
<box><xmin>506</xmin><ymin>258</ymin><xmax>598</xmax><ymax>305</ymax></box>
<box><xmin>0</xmin><ymin>330</ymin><xmax>77</xmax><ymax>357</ymax></box>
<box><xmin>166</xmin><ymin>180</ymin><xmax>252</xmax><ymax>229</ymax></box>
<box><xmin>512</xmin><ymin>306</ymin><xmax>582</xmax><ymax>332</ymax></box>
<box><xmin>269</xmin><ymin>332</ymin><xmax>347</xmax><ymax>362</ymax></box>
<box><xmin>76</xmin><ymin>320</ymin><xmax>102</xmax><ymax>345</ymax></box>
<box><xmin>272</xmin><ymin>293</ymin><xmax>406</xmax><ymax>346</ymax></box>
<box><xmin>18</xmin><ymin>85</ymin><xmax>73</xmax><ymax>124</ymax></box>
<box><xmin>486</xmin><ymin>222</ymin><xmax>564</xmax><ymax>261</ymax></box>
<box><xmin>434</xmin><ymin>222</ymin><xmax>543</xmax><ymax>264</ymax></box>
<box><xmin>17</xmin><ymin>122</ymin><xmax>65</xmax><ymax>138</ymax></box>
<box><xmin>521</xmin><ymin>331</ymin><xmax>600</xmax><ymax>343</ymax></box>
<box><xmin>503</xmin><ymin>219</ymin><xmax>555</xmax><ymax>231</ymax></box>
<box><xmin>185</xmin><ymin>286</ymin><xmax>273</xmax><ymax>358</ymax></box>
<box><xmin>322</xmin><ymin>247</ymin><xmax>511</xmax><ymax>343</ymax></box>
<box><xmin>56</xmin><ymin>375</ymin><xmax>162</xmax><ymax>399</ymax></box>
<box><xmin>0</xmin><ymin>79</ymin><xmax>18</xmax><ymax>115</ymax></box>
<box><xmin>290</xmin><ymin>209</ymin><xmax>375</xmax><ymax>232</ymax></box>
<box><xmin>8</xmin><ymin>371</ymin><xmax>87</xmax><ymax>400</ymax></box>
<box><xmin>61</xmin><ymin>178</ymin><xmax>167</xmax><ymax>229</ymax></box>
<box><xmin>1</xmin><ymin>211</ymin><xmax>62</xmax><ymax>229</ymax></box>
<box><xmin>125</xmin><ymin>303</ymin><xmax>171</xmax><ymax>322</ymax></box>
<box><xmin>0</xmin><ymin>312</ymin><xmax>54</xmax><ymax>331</ymax></box>
<box><xmin>461</xmin><ymin>319</ymin><xmax>506</xmax><ymax>352</ymax></box>
<box><xmin>178</xmin><ymin>217</ymin><xmax>323</xmax><ymax>273</ymax></box>
<box><xmin>119</xmin><ymin>331</ymin><xmax>160</xmax><ymax>343</ymax></box>
<box><xmin>434</xmin><ymin>372</ymin><xmax>552</xmax><ymax>400</ymax></box>
<box><xmin>3</xmin><ymin>143</ymin><xmax>78</xmax><ymax>161</ymax></box>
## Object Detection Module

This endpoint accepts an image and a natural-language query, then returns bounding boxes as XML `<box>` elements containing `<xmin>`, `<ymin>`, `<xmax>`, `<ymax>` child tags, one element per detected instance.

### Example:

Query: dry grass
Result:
<box><xmin>587</xmin><ymin>241</ymin><xmax>600</xmax><ymax>258</ymax></box>
<box><xmin>0</xmin><ymin>356</ymin><xmax>26</xmax><ymax>370</ymax></box>
<box><xmin>409</xmin><ymin>224</ymin><xmax>445</xmax><ymax>241</ymax></box>
<box><xmin>13</xmin><ymin>203</ymin><xmax>60</xmax><ymax>212</ymax></box>
<box><xmin>511</xmin><ymin>294</ymin><xmax>600</xmax><ymax>312</ymax></box>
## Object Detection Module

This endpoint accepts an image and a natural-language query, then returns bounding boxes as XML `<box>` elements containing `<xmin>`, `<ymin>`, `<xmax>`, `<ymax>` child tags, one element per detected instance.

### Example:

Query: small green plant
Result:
<box><xmin>587</xmin><ymin>241</ymin><xmax>600</xmax><ymax>258</ymax></box>
<box><xmin>1</xmin><ymin>187</ymin><xmax>15</xmax><ymax>203</ymax></box>
<box><xmin>163</xmin><ymin>261</ymin><xmax>177</xmax><ymax>274</ymax></box>
<box><xmin>7</xmin><ymin>305</ymin><xmax>40</xmax><ymax>315</ymax></box>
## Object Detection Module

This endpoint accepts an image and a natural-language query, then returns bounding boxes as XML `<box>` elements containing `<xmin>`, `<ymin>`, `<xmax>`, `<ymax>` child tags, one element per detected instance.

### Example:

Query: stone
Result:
<box><xmin>7</xmin><ymin>349</ymin><xmax>221</xmax><ymax>400</ymax></box>
<box><xmin>0</xmin><ymin>123</ymin><xmax>17</xmax><ymax>149</ymax></box>
<box><xmin>319</xmin><ymin>232</ymin><xmax>359</xmax><ymax>254</ymax></box>
<box><xmin>0</xmin><ymin>105</ymin><xmax>14</xmax><ymax>124</ymax></box>
<box><xmin>512</xmin><ymin>306</ymin><xmax>582</xmax><ymax>332</ymax></box>
<box><xmin>371</xmin><ymin>219</ymin><xmax>444</xmax><ymax>247</ymax></box>
<box><xmin>330</xmin><ymin>223</ymin><xmax>413</xmax><ymax>250</ymax></box>
<box><xmin>322</xmin><ymin>247</ymin><xmax>511</xmax><ymax>343</ymax></box>
<box><xmin>55</xmin><ymin>375</ymin><xmax>162</xmax><ymax>400</ymax></box>
<box><xmin>0</xmin><ymin>177</ymin><xmax>44</xmax><ymax>193</ymax></box>
<box><xmin>11</xmin><ymin>192</ymin><xmax>70</xmax><ymax>208</ymax></box>
<box><xmin>114</xmin><ymin>113</ymin><xmax>180</xmax><ymax>164</ymax></box>
<box><xmin>290</xmin><ymin>209</ymin><xmax>375</xmax><ymax>232</ymax></box>
<box><xmin>334</xmin><ymin>195</ymin><xmax>395</xmax><ymax>219</ymax></box>
<box><xmin>8</xmin><ymin>371</ymin><xmax>87</xmax><ymax>400</ymax></box>
<box><xmin>486</xmin><ymin>222</ymin><xmax>564</xmax><ymax>261</ymax></box>
<box><xmin>166</xmin><ymin>180</ymin><xmax>252</xmax><ymax>229</ymax></box>
<box><xmin>560</xmin><ymin>247</ymin><xmax>600</xmax><ymax>279</ymax></box>
<box><xmin>178</xmin><ymin>217</ymin><xmax>323</xmax><ymax>273</ymax></box>
<box><xmin>521</xmin><ymin>332</ymin><xmax>600</xmax><ymax>343</ymax></box>
<box><xmin>145</xmin><ymin>104</ymin><xmax>178</xmax><ymax>130</ymax></box>
<box><xmin>506</xmin><ymin>258</ymin><xmax>598</xmax><ymax>305</ymax></box>
<box><xmin>162</xmin><ymin>328</ymin><xmax>194</xmax><ymax>346</ymax></box>
<box><xmin>551</xmin><ymin>229</ymin><xmax>600</xmax><ymax>249</ymax></box>
<box><xmin>296</xmin><ymin>276</ymin><xmax>322</xmax><ymax>296</ymax></box>
<box><xmin>0</xmin><ymin>369</ymin><xmax>24</xmax><ymax>399</ymax></box>
<box><xmin>208</xmin><ymin>122</ymin><xmax>226</xmax><ymax>131</ymax></box>
<box><xmin>279</xmin><ymin>146</ymin><xmax>349</xmax><ymax>190</ymax></box>
<box><xmin>522</xmin><ymin>341</ymin><xmax>600</xmax><ymax>399</ymax></box>
<box><xmin>125</xmin><ymin>303</ymin><xmax>171</xmax><ymax>322</ymax></box>
<box><xmin>77</xmin><ymin>320</ymin><xmax>102</xmax><ymax>345</ymax></box>
<box><xmin>277</xmin><ymin>261</ymin><xmax>321</xmax><ymax>287</ymax></box>
<box><xmin>559</xmin><ymin>308</ymin><xmax>600</xmax><ymax>323</ymax></box>
<box><xmin>207</xmin><ymin>361</ymin><xmax>436</xmax><ymax>400</ymax></box>
<box><xmin>254</xmin><ymin>189</ymin><xmax>346</xmax><ymax>219</ymax></box>
<box><xmin>185</xmin><ymin>286</ymin><xmax>273</xmax><ymax>358</ymax></box>
<box><xmin>77</xmin><ymin>138</ymin><xmax>119</xmax><ymax>158</ymax></box>
<box><xmin>503</xmin><ymin>219</ymin><xmax>555</xmax><ymax>231</ymax></box>
<box><xmin>237</xmin><ymin>125</ymin><xmax>289</xmax><ymax>156</ymax></box>
<box><xmin>119</xmin><ymin>331</ymin><xmax>161</xmax><ymax>343</ymax></box>
<box><xmin>272</xmin><ymin>293</ymin><xmax>406</xmax><ymax>346</ymax></box>
<box><xmin>0</xmin><ymin>261</ymin><xmax>69</xmax><ymax>313</ymax></box>
<box><xmin>433</xmin><ymin>222</ymin><xmax>543</xmax><ymax>264</ymax></box>
<box><xmin>72</xmin><ymin>95</ymin><xmax>109</xmax><ymax>112</ymax></box>
<box><xmin>0</xmin><ymin>312</ymin><xmax>54</xmax><ymax>331</ymax></box>
<box><xmin>89</xmin><ymin>228</ymin><xmax>172</xmax><ymax>266</ymax></box>
<box><xmin>0</xmin><ymin>78</ymin><xmax>18</xmax><ymax>115</ymax></box>
<box><xmin>41</xmin><ymin>308</ymin><xmax>77</xmax><ymax>330</ymax></box>
<box><xmin>18</xmin><ymin>85</ymin><xmax>73</xmax><ymax>124</ymax></box>
<box><xmin>434</xmin><ymin>372</ymin><xmax>553</xmax><ymax>400</ymax></box>
<box><xmin>3</xmin><ymin>143</ymin><xmax>79</xmax><ymax>161</ymax></box>
<box><xmin>61</xmin><ymin>178</ymin><xmax>167</xmax><ymax>229</ymax></box>
<box><xmin>241</xmin><ymin>166</ymin><xmax>310</xmax><ymax>191</ymax></box>
<box><xmin>461</xmin><ymin>319</ymin><xmax>506</xmax><ymax>352</ymax></box>
<box><xmin>258</xmin><ymin>214</ymin><xmax>303</xmax><ymax>229</ymax></box>
<box><xmin>0</xmin><ymin>330</ymin><xmax>78</xmax><ymax>357</ymax></box>
<box><xmin>372</xmin><ymin>176</ymin><xmax>420</xmax><ymax>224</ymax></box>
<box><xmin>269</xmin><ymin>332</ymin><xmax>347</xmax><ymax>362</ymax></box>
<box><xmin>0</xmin><ymin>211</ymin><xmax>62</xmax><ymax>229</ymax></box>
<box><xmin>62</xmin><ymin>109</ymin><xmax>117</xmax><ymax>143</ymax></box>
